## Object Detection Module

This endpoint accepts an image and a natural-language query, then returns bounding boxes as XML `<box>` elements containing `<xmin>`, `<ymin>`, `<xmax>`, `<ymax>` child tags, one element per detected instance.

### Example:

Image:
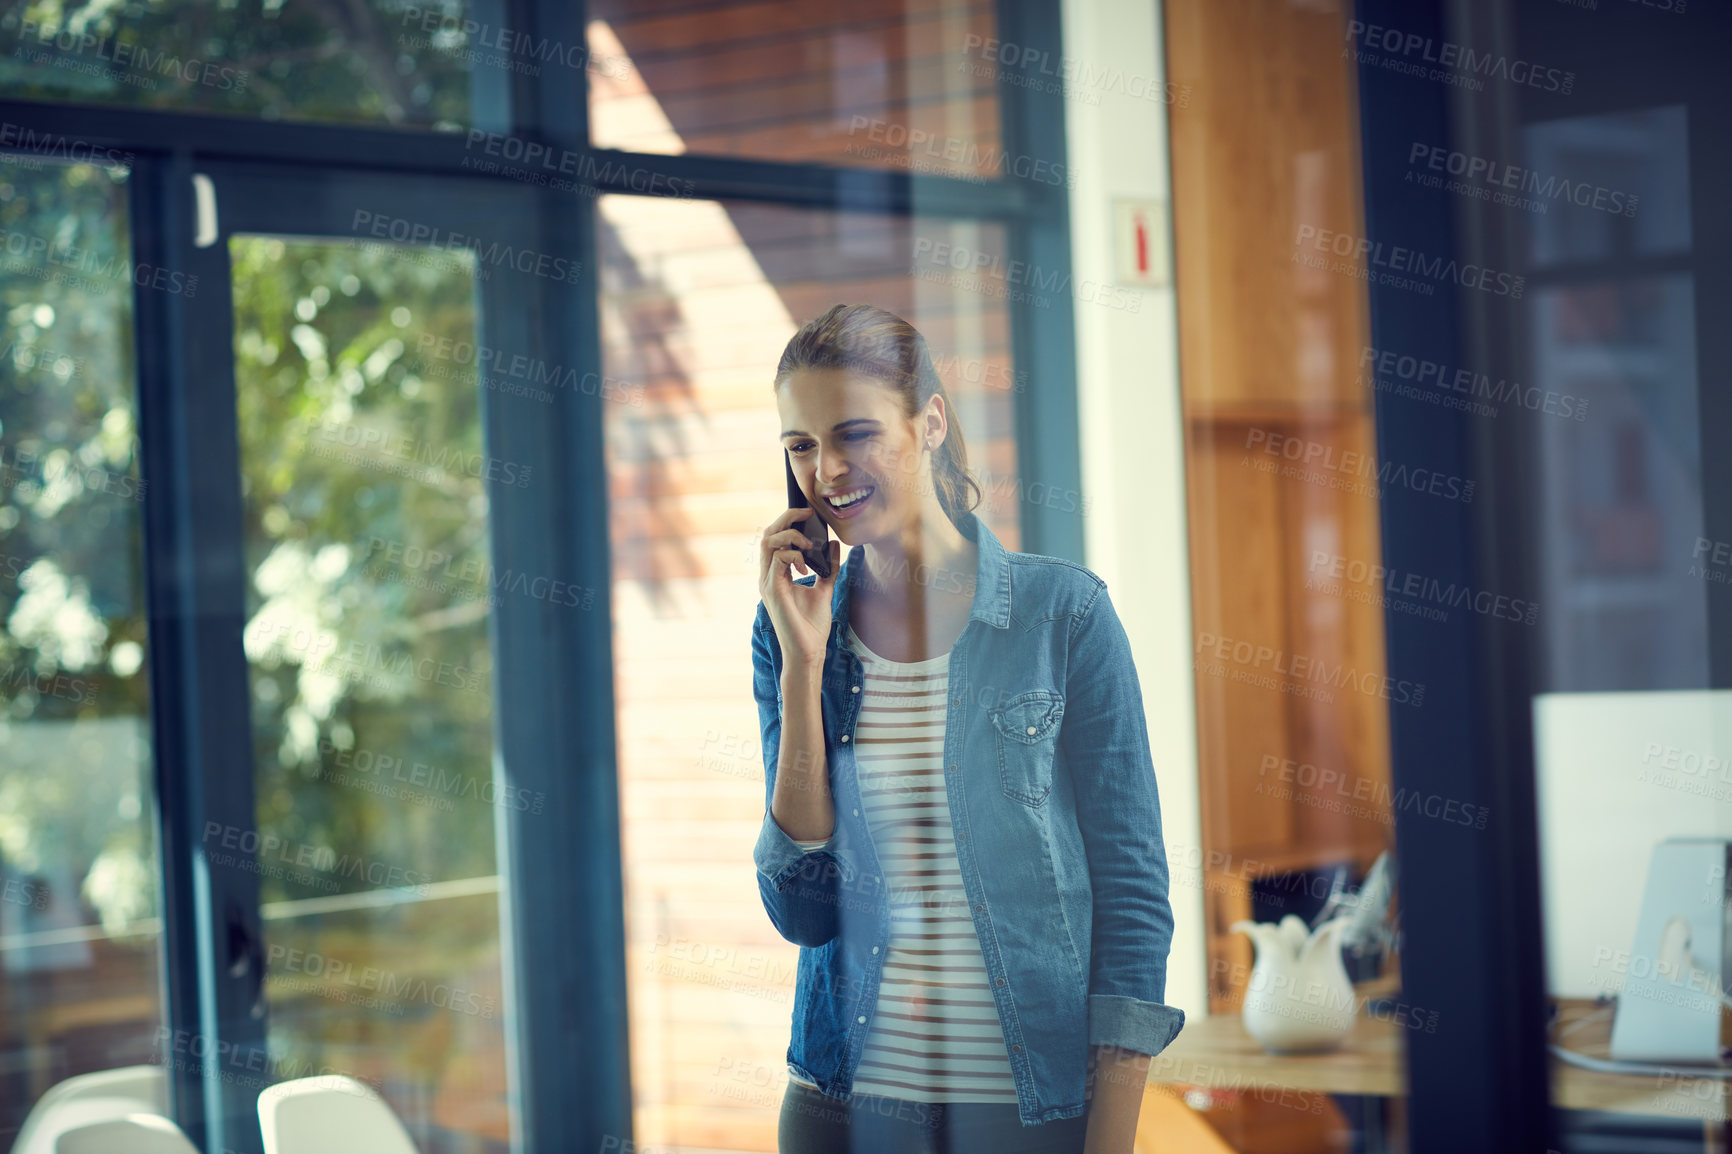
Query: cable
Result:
<box><xmin>1547</xmin><ymin>1044</ymin><xmax>1732</xmax><ymax>1080</ymax></box>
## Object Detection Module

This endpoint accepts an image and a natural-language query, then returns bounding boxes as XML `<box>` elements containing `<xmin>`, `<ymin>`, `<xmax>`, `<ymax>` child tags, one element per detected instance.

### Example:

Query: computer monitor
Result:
<box><xmin>1532</xmin><ymin>690</ymin><xmax>1732</xmax><ymax>1001</ymax></box>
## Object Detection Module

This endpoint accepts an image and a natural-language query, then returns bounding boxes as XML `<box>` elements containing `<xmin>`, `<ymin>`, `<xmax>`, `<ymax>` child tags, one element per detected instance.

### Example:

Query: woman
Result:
<box><xmin>752</xmin><ymin>304</ymin><xmax>1184</xmax><ymax>1154</ymax></box>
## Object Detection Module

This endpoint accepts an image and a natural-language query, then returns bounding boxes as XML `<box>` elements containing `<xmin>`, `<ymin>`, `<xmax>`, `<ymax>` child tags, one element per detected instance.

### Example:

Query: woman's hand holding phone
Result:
<box><xmin>760</xmin><ymin>507</ymin><xmax>841</xmax><ymax>670</ymax></box>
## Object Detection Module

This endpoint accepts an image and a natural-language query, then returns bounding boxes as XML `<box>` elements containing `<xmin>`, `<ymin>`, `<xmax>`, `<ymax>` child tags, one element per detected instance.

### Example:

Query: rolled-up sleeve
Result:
<box><xmin>751</xmin><ymin>603</ymin><xmax>843</xmax><ymax>947</ymax></box>
<box><xmin>1061</xmin><ymin>580</ymin><xmax>1186</xmax><ymax>1058</ymax></box>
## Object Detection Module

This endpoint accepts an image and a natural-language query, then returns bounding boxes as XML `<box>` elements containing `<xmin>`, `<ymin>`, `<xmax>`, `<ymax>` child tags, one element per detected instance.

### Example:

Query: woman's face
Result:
<box><xmin>777</xmin><ymin>367</ymin><xmax>939</xmax><ymax>545</ymax></box>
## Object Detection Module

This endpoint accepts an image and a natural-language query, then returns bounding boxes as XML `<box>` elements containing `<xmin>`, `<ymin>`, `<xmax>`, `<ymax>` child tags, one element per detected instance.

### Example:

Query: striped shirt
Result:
<box><xmin>788</xmin><ymin>622</ymin><xmax>1019</xmax><ymax>1102</ymax></box>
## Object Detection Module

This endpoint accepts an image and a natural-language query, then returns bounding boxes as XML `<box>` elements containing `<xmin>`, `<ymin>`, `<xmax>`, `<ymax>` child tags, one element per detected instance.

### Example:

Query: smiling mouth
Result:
<box><xmin>823</xmin><ymin>485</ymin><xmax>876</xmax><ymax>513</ymax></box>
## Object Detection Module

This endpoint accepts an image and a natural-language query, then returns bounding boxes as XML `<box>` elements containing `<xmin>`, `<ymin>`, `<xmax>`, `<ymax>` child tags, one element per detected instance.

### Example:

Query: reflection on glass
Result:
<box><xmin>600</xmin><ymin>194</ymin><xmax>1019</xmax><ymax>1150</ymax></box>
<box><xmin>0</xmin><ymin>2</ymin><xmax>487</xmax><ymax>129</ymax></box>
<box><xmin>1526</xmin><ymin>108</ymin><xmax>1704</xmax><ymax>690</ymax></box>
<box><xmin>1531</xmin><ymin>275</ymin><xmax>1704</xmax><ymax>690</ymax></box>
<box><xmin>587</xmin><ymin>3</ymin><xmax>1002</xmax><ymax>177</ymax></box>
<box><xmin>231</xmin><ymin>237</ymin><xmax>508</xmax><ymax>1153</ymax></box>
<box><xmin>0</xmin><ymin>156</ymin><xmax>162</xmax><ymax>1147</ymax></box>
<box><xmin>1526</xmin><ymin>104</ymin><xmax>1723</xmax><ymax>1131</ymax></box>
<box><xmin>1526</xmin><ymin>105</ymin><xmax>1689</xmax><ymax>267</ymax></box>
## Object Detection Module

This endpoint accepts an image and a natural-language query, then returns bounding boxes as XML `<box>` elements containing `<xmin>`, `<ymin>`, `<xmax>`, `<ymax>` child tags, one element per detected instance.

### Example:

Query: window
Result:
<box><xmin>0</xmin><ymin>2</ymin><xmax>495</xmax><ymax>130</ymax></box>
<box><xmin>0</xmin><ymin>4</ymin><xmax>1068</xmax><ymax>1151</ymax></box>
<box><xmin>599</xmin><ymin>194</ymin><xmax>1021</xmax><ymax>1149</ymax></box>
<box><xmin>587</xmin><ymin>1</ymin><xmax>1002</xmax><ymax>177</ymax></box>
<box><xmin>232</xmin><ymin>236</ymin><xmax>510</xmax><ymax>1151</ymax></box>
<box><xmin>0</xmin><ymin>155</ymin><xmax>161</xmax><ymax>1145</ymax></box>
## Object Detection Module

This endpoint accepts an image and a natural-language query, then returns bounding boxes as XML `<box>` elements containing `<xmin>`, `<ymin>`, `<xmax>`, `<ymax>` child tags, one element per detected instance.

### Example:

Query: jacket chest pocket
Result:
<box><xmin>989</xmin><ymin>690</ymin><xmax>1064</xmax><ymax>807</ymax></box>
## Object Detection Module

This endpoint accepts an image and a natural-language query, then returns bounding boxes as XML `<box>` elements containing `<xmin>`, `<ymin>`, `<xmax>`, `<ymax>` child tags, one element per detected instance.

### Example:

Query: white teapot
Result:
<box><xmin>1229</xmin><ymin>914</ymin><xmax>1357</xmax><ymax>1053</ymax></box>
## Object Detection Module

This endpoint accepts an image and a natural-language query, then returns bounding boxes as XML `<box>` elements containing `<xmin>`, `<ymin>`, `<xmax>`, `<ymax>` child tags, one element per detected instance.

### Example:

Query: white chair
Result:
<box><xmin>53</xmin><ymin>1114</ymin><xmax>198</xmax><ymax>1154</ymax></box>
<box><xmin>11</xmin><ymin>1067</ymin><xmax>169</xmax><ymax>1154</ymax></box>
<box><xmin>257</xmin><ymin>1075</ymin><xmax>419</xmax><ymax>1154</ymax></box>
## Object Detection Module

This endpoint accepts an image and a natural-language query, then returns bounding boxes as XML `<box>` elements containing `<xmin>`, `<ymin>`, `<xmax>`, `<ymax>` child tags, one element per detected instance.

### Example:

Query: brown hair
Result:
<box><xmin>774</xmin><ymin>303</ymin><xmax>982</xmax><ymax>527</ymax></box>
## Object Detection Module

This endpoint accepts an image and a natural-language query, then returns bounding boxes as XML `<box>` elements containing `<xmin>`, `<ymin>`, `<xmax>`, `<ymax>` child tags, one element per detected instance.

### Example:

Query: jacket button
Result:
<box><xmin>841</xmin><ymin>734</ymin><xmax>850</xmax><ymax>743</ymax></box>
<box><xmin>872</xmin><ymin>945</ymin><xmax>880</xmax><ymax>954</ymax></box>
<box><xmin>852</xmin><ymin>808</ymin><xmax>859</xmax><ymax>817</ymax></box>
<box><xmin>953</xmin><ymin>696</ymin><xmax>961</xmax><ymax>705</ymax></box>
<box><xmin>957</xmin><ymin>832</ymin><xmax>966</xmax><ymax>841</ymax></box>
<box><xmin>1026</xmin><ymin>725</ymin><xmax>1037</xmax><ymax>735</ymax></box>
<box><xmin>852</xmin><ymin>685</ymin><xmax>861</xmax><ymax>693</ymax></box>
<box><xmin>996</xmin><ymin>977</ymin><xmax>1006</xmax><ymax>987</ymax></box>
<box><xmin>974</xmin><ymin>904</ymin><xmax>985</xmax><ymax>913</ymax></box>
<box><xmin>1012</xmin><ymin>1044</ymin><xmax>1022</xmax><ymax>1053</ymax></box>
<box><xmin>857</xmin><ymin>1015</ymin><xmax>867</xmax><ymax>1025</ymax></box>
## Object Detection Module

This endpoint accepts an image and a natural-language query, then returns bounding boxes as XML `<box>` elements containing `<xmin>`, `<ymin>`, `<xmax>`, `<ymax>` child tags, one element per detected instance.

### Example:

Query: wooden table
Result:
<box><xmin>1549</xmin><ymin>1000</ymin><xmax>1729</xmax><ymax>1122</ymax></box>
<box><xmin>1147</xmin><ymin>995</ymin><xmax>1730</xmax><ymax>1123</ymax></box>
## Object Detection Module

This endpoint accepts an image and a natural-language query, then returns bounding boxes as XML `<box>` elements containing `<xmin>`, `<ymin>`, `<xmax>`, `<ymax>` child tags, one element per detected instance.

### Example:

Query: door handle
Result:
<box><xmin>224</xmin><ymin>899</ymin><xmax>267</xmax><ymax>1020</ymax></box>
<box><xmin>192</xmin><ymin>173</ymin><xmax>218</xmax><ymax>247</ymax></box>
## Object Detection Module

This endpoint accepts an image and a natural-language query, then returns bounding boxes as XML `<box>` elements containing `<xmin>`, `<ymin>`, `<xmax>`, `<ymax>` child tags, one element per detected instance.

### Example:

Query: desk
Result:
<box><xmin>1548</xmin><ymin>1000</ymin><xmax>1729</xmax><ymax>1122</ymax></box>
<box><xmin>1147</xmin><ymin>996</ymin><xmax>1729</xmax><ymax>1123</ymax></box>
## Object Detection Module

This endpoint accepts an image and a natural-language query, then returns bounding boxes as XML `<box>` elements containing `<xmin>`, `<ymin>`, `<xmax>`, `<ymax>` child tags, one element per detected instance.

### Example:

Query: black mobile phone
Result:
<box><xmin>784</xmin><ymin>450</ymin><xmax>832</xmax><ymax>578</ymax></box>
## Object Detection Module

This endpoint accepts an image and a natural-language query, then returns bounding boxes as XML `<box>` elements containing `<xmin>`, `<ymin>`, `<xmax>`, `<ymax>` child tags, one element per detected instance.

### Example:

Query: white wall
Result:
<box><xmin>1061</xmin><ymin>0</ymin><xmax>1207</xmax><ymax>1015</ymax></box>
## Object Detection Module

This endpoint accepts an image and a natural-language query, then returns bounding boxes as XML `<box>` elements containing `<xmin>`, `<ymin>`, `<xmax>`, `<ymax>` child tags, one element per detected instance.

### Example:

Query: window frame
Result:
<box><xmin>0</xmin><ymin>2</ymin><xmax>1083</xmax><ymax>1151</ymax></box>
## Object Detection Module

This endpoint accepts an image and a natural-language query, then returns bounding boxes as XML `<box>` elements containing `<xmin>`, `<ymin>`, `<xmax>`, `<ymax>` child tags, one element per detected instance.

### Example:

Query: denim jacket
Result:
<box><xmin>750</xmin><ymin>509</ymin><xmax>1185</xmax><ymax>1126</ymax></box>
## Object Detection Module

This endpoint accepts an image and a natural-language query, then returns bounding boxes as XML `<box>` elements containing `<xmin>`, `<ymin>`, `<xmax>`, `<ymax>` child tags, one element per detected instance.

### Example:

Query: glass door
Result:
<box><xmin>141</xmin><ymin>161</ymin><xmax>606</xmax><ymax>1154</ymax></box>
<box><xmin>231</xmin><ymin>224</ymin><xmax>510</xmax><ymax>1153</ymax></box>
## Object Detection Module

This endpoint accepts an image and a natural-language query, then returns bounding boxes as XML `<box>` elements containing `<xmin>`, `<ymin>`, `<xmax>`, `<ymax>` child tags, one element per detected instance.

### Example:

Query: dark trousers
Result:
<box><xmin>778</xmin><ymin>1079</ymin><xmax>1090</xmax><ymax>1154</ymax></box>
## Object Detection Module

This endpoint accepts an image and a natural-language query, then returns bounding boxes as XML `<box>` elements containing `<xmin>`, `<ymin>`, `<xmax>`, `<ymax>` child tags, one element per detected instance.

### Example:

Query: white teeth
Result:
<box><xmin>828</xmin><ymin>487</ymin><xmax>872</xmax><ymax>509</ymax></box>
